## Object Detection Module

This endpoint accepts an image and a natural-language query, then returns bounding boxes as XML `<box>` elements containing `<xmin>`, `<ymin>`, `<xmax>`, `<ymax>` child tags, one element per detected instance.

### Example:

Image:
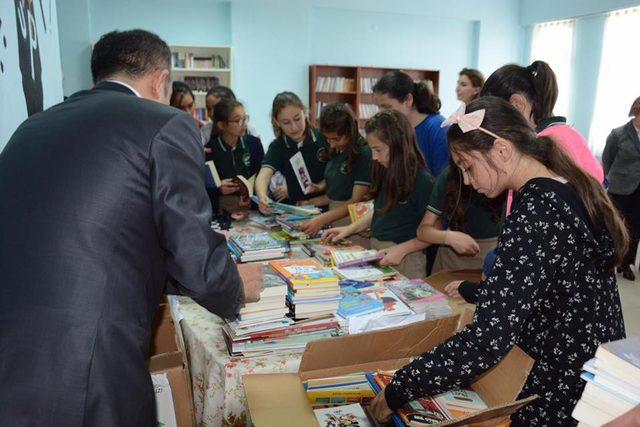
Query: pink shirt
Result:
<box><xmin>506</xmin><ymin>124</ymin><xmax>604</xmax><ymax>214</ymax></box>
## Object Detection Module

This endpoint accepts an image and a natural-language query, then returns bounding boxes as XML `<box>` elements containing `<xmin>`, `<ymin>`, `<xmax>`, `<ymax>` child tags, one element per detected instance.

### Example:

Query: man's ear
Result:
<box><xmin>152</xmin><ymin>69</ymin><xmax>171</xmax><ymax>104</ymax></box>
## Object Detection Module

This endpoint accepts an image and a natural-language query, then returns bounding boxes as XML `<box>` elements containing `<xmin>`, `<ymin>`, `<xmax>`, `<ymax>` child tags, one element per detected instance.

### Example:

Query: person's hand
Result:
<box><xmin>220</xmin><ymin>178</ymin><xmax>240</xmax><ymax>195</ymax></box>
<box><xmin>272</xmin><ymin>185</ymin><xmax>288</xmax><ymax>202</ymax></box>
<box><xmin>306</xmin><ymin>182</ymin><xmax>323</xmax><ymax>194</ymax></box>
<box><xmin>322</xmin><ymin>226</ymin><xmax>352</xmax><ymax>243</ymax></box>
<box><xmin>378</xmin><ymin>245</ymin><xmax>405</xmax><ymax>266</ymax></box>
<box><xmin>444</xmin><ymin>280</ymin><xmax>464</xmax><ymax>298</ymax></box>
<box><xmin>445</xmin><ymin>231</ymin><xmax>480</xmax><ymax>256</ymax></box>
<box><xmin>298</xmin><ymin>216</ymin><xmax>326</xmax><ymax>236</ymax></box>
<box><xmin>204</xmin><ymin>147</ymin><xmax>212</xmax><ymax>154</ymax></box>
<box><xmin>258</xmin><ymin>195</ymin><xmax>274</xmax><ymax>215</ymax></box>
<box><xmin>237</xmin><ymin>263</ymin><xmax>264</xmax><ymax>303</ymax></box>
<box><xmin>369</xmin><ymin>391</ymin><xmax>393</xmax><ymax>423</ymax></box>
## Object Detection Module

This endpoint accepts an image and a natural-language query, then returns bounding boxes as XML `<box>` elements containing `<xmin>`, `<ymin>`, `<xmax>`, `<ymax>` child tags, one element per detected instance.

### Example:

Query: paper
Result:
<box><xmin>151</xmin><ymin>373</ymin><xmax>178</xmax><ymax>427</ymax></box>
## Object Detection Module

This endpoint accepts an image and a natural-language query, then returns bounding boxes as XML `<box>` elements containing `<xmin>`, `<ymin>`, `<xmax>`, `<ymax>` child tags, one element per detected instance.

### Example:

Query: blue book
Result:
<box><xmin>338</xmin><ymin>293</ymin><xmax>384</xmax><ymax>318</ymax></box>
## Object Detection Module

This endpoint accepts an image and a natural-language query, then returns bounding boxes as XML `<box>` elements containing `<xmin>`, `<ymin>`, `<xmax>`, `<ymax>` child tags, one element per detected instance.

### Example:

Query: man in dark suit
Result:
<box><xmin>0</xmin><ymin>29</ymin><xmax>263</xmax><ymax>425</ymax></box>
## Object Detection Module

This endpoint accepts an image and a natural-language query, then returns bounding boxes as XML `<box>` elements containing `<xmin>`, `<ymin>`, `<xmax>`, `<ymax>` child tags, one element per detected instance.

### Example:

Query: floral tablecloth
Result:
<box><xmin>175</xmin><ymin>296</ymin><xmax>303</xmax><ymax>427</ymax></box>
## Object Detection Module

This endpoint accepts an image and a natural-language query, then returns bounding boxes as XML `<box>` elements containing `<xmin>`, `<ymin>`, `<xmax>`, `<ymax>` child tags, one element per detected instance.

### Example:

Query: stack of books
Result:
<box><xmin>235</xmin><ymin>265</ymin><xmax>289</xmax><ymax>323</ymax></box>
<box><xmin>367</xmin><ymin>371</ymin><xmax>488</xmax><ymax>426</ymax></box>
<box><xmin>334</xmin><ymin>264</ymin><xmax>398</xmax><ymax>282</ymax></box>
<box><xmin>305</xmin><ymin>373</ymin><xmax>377</xmax><ymax>407</ymax></box>
<box><xmin>270</xmin><ymin>259</ymin><xmax>341</xmax><ymax>319</ymax></box>
<box><xmin>572</xmin><ymin>337</ymin><xmax>640</xmax><ymax>426</ymax></box>
<box><xmin>227</xmin><ymin>232</ymin><xmax>288</xmax><ymax>263</ymax></box>
<box><xmin>387</xmin><ymin>279</ymin><xmax>452</xmax><ymax>320</ymax></box>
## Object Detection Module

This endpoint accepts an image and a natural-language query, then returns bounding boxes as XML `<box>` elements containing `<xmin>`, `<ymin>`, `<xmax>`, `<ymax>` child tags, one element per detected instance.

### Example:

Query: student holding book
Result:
<box><xmin>204</xmin><ymin>98</ymin><xmax>264</xmax><ymax>213</ymax></box>
<box><xmin>298</xmin><ymin>103</ymin><xmax>372</xmax><ymax>236</ymax></box>
<box><xmin>255</xmin><ymin>92</ymin><xmax>329</xmax><ymax>212</ymax></box>
<box><xmin>369</xmin><ymin>97</ymin><xmax>627</xmax><ymax>426</ymax></box>
<box><xmin>323</xmin><ymin>110</ymin><xmax>434</xmax><ymax>279</ymax></box>
<box><xmin>417</xmin><ymin>163</ymin><xmax>502</xmax><ymax>272</ymax></box>
<box><xmin>373</xmin><ymin>71</ymin><xmax>448</xmax><ymax>176</ymax></box>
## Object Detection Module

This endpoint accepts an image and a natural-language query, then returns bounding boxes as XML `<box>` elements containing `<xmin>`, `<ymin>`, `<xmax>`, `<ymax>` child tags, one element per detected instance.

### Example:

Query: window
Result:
<box><xmin>588</xmin><ymin>7</ymin><xmax>640</xmax><ymax>157</ymax></box>
<box><xmin>530</xmin><ymin>19</ymin><xmax>575</xmax><ymax>119</ymax></box>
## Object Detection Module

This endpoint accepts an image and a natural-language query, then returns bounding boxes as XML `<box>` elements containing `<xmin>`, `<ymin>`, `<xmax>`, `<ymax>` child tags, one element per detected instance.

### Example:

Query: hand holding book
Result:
<box><xmin>220</xmin><ymin>178</ymin><xmax>240</xmax><ymax>195</ymax></box>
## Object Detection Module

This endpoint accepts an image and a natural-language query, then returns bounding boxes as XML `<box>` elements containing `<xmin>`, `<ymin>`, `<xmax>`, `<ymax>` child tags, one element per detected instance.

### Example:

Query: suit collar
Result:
<box><xmin>93</xmin><ymin>81</ymin><xmax>140</xmax><ymax>97</ymax></box>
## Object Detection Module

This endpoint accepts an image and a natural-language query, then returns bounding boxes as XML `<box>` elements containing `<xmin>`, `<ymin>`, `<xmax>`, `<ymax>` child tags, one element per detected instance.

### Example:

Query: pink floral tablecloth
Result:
<box><xmin>175</xmin><ymin>296</ymin><xmax>303</xmax><ymax>427</ymax></box>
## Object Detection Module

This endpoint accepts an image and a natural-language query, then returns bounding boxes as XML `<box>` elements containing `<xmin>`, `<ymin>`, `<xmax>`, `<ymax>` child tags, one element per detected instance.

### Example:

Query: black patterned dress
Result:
<box><xmin>384</xmin><ymin>178</ymin><xmax>626</xmax><ymax>426</ymax></box>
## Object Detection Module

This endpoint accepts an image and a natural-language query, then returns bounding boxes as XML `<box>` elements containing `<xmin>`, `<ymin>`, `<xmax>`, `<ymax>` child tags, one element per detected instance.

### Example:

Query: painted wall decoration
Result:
<box><xmin>0</xmin><ymin>0</ymin><xmax>62</xmax><ymax>150</ymax></box>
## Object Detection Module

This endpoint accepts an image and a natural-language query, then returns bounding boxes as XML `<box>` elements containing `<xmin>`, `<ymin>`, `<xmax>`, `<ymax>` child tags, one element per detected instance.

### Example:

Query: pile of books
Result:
<box><xmin>359</xmin><ymin>104</ymin><xmax>379</xmax><ymax>120</ymax></box>
<box><xmin>572</xmin><ymin>336</ymin><xmax>640</xmax><ymax>425</ymax></box>
<box><xmin>271</xmin><ymin>259</ymin><xmax>341</xmax><ymax>319</ymax></box>
<box><xmin>387</xmin><ymin>279</ymin><xmax>452</xmax><ymax>320</ymax></box>
<box><xmin>276</xmin><ymin>215</ymin><xmax>315</xmax><ymax>240</ymax></box>
<box><xmin>227</xmin><ymin>232</ymin><xmax>288</xmax><ymax>263</ymax></box>
<box><xmin>360</xmin><ymin>77</ymin><xmax>379</xmax><ymax>94</ymax></box>
<box><xmin>334</xmin><ymin>264</ymin><xmax>398</xmax><ymax>282</ymax></box>
<box><xmin>330</xmin><ymin>249</ymin><xmax>384</xmax><ymax>268</ymax></box>
<box><xmin>305</xmin><ymin>373</ymin><xmax>377</xmax><ymax>407</ymax></box>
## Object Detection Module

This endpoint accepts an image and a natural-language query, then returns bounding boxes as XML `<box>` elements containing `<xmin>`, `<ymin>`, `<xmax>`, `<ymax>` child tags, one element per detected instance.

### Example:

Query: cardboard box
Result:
<box><xmin>148</xmin><ymin>303</ymin><xmax>196</xmax><ymax>427</ymax></box>
<box><xmin>243</xmin><ymin>315</ymin><xmax>536</xmax><ymax>427</ymax></box>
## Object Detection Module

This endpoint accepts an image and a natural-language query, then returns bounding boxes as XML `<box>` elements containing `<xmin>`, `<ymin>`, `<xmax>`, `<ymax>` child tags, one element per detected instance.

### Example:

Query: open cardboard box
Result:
<box><xmin>243</xmin><ymin>315</ymin><xmax>536</xmax><ymax>426</ymax></box>
<box><xmin>148</xmin><ymin>303</ymin><xmax>196</xmax><ymax>427</ymax></box>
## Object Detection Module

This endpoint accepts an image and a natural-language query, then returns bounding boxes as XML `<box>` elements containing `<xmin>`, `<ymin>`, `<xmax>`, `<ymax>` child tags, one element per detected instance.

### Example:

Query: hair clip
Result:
<box><xmin>442</xmin><ymin>103</ymin><xmax>501</xmax><ymax>140</ymax></box>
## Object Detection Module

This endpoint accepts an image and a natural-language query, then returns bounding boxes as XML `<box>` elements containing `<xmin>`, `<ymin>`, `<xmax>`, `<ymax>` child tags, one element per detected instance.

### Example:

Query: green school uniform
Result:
<box><xmin>426</xmin><ymin>166</ymin><xmax>501</xmax><ymax>239</ymax></box>
<box><xmin>206</xmin><ymin>135</ymin><xmax>263</xmax><ymax>180</ymax></box>
<box><xmin>324</xmin><ymin>139</ymin><xmax>372</xmax><ymax>201</ymax></box>
<box><xmin>262</xmin><ymin>130</ymin><xmax>329</xmax><ymax>204</ymax></box>
<box><xmin>370</xmin><ymin>168</ymin><xmax>434</xmax><ymax>244</ymax></box>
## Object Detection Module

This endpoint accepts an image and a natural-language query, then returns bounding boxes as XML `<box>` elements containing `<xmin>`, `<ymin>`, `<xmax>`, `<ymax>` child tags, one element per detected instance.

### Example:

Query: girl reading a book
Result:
<box><xmin>373</xmin><ymin>71</ymin><xmax>448</xmax><ymax>176</ymax></box>
<box><xmin>416</xmin><ymin>162</ymin><xmax>503</xmax><ymax>272</ymax></box>
<box><xmin>298</xmin><ymin>103</ymin><xmax>372</xmax><ymax>236</ymax></box>
<box><xmin>204</xmin><ymin>98</ymin><xmax>264</xmax><ymax>213</ymax></box>
<box><xmin>369</xmin><ymin>97</ymin><xmax>627</xmax><ymax>426</ymax></box>
<box><xmin>322</xmin><ymin>110</ymin><xmax>434</xmax><ymax>279</ymax></box>
<box><xmin>255</xmin><ymin>92</ymin><xmax>330</xmax><ymax>212</ymax></box>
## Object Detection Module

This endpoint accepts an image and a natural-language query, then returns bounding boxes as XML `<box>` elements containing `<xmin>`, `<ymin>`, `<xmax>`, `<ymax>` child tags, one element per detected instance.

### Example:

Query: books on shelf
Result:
<box><xmin>359</xmin><ymin>104</ymin><xmax>379</xmax><ymax>120</ymax></box>
<box><xmin>386</xmin><ymin>279</ymin><xmax>452</xmax><ymax>319</ymax></box>
<box><xmin>314</xmin><ymin>403</ymin><xmax>373</xmax><ymax>427</ymax></box>
<box><xmin>315</xmin><ymin>76</ymin><xmax>356</xmax><ymax>93</ymax></box>
<box><xmin>360</xmin><ymin>77</ymin><xmax>379</xmax><ymax>94</ymax></box>
<box><xmin>572</xmin><ymin>337</ymin><xmax>640</xmax><ymax>425</ymax></box>
<box><xmin>171</xmin><ymin>52</ymin><xmax>227</xmax><ymax>69</ymax></box>
<box><xmin>315</xmin><ymin>101</ymin><xmax>329</xmax><ymax>119</ymax></box>
<box><xmin>183</xmin><ymin>76</ymin><xmax>220</xmax><ymax>93</ymax></box>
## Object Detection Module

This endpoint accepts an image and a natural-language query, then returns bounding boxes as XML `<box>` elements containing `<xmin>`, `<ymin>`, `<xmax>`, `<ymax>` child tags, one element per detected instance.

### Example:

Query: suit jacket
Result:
<box><xmin>602</xmin><ymin>119</ymin><xmax>640</xmax><ymax>195</ymax></box>
<box><xmin>0</xmin><ymin>82</ymin><xmax>244</xmax><ymax>426</ymax></box>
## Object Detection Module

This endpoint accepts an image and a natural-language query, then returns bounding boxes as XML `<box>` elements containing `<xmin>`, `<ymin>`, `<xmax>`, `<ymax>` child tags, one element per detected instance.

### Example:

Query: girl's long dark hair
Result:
<box><xmin>210</xmin><ymin>98</ymin><xmax>243</xmax><ymax>140</ymax></box>
<box><xmin>373</xmin><ymin>71</ymin><xmax>441</xmax><ymax>115</ymax></box>
<box><xmin>365</xmin><ymin>110</ymin><xmax>426</xmax><ymax>213</ymax></box>
<box><xmin>319</xmin><ymin>102</ymin><xmax>362</xmax><ymax>172</ymax></box>
<box><xmin>447</xmin><ymin>97</ymin><xmax>628</xmax><ymax>267</ymax></box>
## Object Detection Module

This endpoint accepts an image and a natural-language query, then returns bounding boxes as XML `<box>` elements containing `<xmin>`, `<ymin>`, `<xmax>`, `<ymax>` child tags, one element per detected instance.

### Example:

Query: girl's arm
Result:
<box><xmin>417</xmin><ymin>211</ymin><xmax>479</xmax><ymax>255</ymax></box>
<box><xmin>255</xmin><ymin>167</ymin><xmax>275</xmax><ymax>214</ymax></box>
<box><xmin>300</xmin><ymin>185</ymin><xmax>369</xmax><ymax>234</ymax></box>
<box><xmin>322</xmin><ymin>210</ymin><xmax>373</xmax><ymax>243</ymax></box>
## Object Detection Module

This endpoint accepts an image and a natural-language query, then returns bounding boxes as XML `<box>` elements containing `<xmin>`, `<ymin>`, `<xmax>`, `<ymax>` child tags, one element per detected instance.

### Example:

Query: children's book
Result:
<box><xmin>205</xmin><ymin>161</ymin><xmax>255</xmax><ymax>198</ymax></box>
<box><xmin>334</xmin><ymin>265</ymin><xmax>398</xmax><ymax>282</ymax></box>
<box><xmin>306</xmin><ymin>374</ymin><xmax>377</xmax><ymax>406</ymax></box>
<box><xmin>313</xmin><ymin>403</ymin><xmax>373</xmax><ymax>427</ymax></box>
<box><xmin>338</xmin><ymin>290</ymin><xmax>385</xmax><ymax>318</ymax></box>
<box><xmin>434</xmin><ymin>389</ymin><xmax>487</xmax><ymax>418</ymax></box>
<box><xmin>289</xmin><ymin>151</ymin><xmax>314</xmax><ymax>195</ymax></box>
<box><xmin>270</xmin><ymin>259</ymin><xmax>339</xmax><ymax>287</ymax></box>
<box><xmin>386</xmin><ymin>279</ymin><xmax>450</xmax><ymax>316</ymax></box>
<box><xmin>358</xmin><ymin>287</ymin><xmax>413</xmax><ymax>317</ymax></box>
<box><xmin>348</xmin><ymin>201</ymin><xmax>374</xmax><ymax>224</ymax></box>
<box><xmin>231</xmin><ymin>232</ymin><xmax>285</xmax><ymax>252</ymax></box>
<box><xmin>330</xmin><ymin>249</ymin><xmax>384</xmax><ymax>268</ymax></box>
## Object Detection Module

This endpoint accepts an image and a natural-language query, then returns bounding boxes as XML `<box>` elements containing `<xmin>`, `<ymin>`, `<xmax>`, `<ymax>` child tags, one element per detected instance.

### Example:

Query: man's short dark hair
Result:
<box><xmin>91</xmin><ymin>29</ymin><xmax>171</xmax><ymax>84</ymax></box>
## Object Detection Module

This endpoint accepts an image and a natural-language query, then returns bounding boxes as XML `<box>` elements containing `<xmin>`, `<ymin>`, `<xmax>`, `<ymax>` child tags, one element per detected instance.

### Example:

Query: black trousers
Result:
<box><xmin>610</xmin><ymin>184</ymin><xmax>640</xmax><ymax>267</ymax></box>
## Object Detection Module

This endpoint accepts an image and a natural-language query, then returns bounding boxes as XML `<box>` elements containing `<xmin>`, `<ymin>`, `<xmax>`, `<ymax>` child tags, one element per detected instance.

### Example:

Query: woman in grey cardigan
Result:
<box><xmin>602</xmin><ymin>96</ymin><xmax>640</xmax><ymax>281</ymax></box>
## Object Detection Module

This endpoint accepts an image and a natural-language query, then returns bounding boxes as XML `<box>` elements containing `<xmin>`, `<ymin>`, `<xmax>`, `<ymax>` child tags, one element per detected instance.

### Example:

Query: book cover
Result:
<box><xmin>359</xmin><ymin>288</ymin><xmax>413</xmax><ymax>316</ymax></box>
<box><xmin>232</xmin><ymin>232</ymin><xmax>284</xmax><ymax>252</ymax></box>
<box><xmin>387</xmin><ymin>280</ymin><xmax>449</xmax><ymax>315</ymax></box>
<box><xmin>314</xmin><ymin>403</ymin><xmax>373</xmax><ymax>427</ymax></box>
<box><xmin>434</xmin><ymin>389</ymin><xmax>487</xmax><ymax>418</ymax></box>
<box><xmin>270</xmin><ymin>259</ymin><xmax>339</xmax><ymax>286</ymax></box>
<box><xmin>338</xmin><ymin>292</ymin><xmax>385</xmax><ymax>318</ymax></box>
<box><xmin>204</xmin><ymin>160</ymin><xmax>222</xmax><ymax>189</ymax></box>
<box><xmin>348</xmin><ymin>201</ymin><xmax>374</xmax><ymax>224</ymax></box>
<box><xmin>596</xmin><ymin>337</ymin><xmax>640</xmax><ymax>381</ymax></box>
<box><xmin>331</xmin><ymin>249</ymin><xmax>384</xmax><ymax>268</ymax></box>
<box><xmin>289</xmin><ymin>151</ymin><xmax>314</xmax><ymax>195</ymax></box>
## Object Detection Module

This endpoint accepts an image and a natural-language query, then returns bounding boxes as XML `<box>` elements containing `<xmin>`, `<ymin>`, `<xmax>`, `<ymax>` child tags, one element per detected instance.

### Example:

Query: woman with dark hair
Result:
<box><xmin>323</xmin><ymin>110</ymin><xmax>434</xmax><ymax>279</ymax></box>
<box><xmin>480</xmin><ymin>60</ymin><xmax>603</xmax><ymax>182</ymax></box>
<box><xmin>298</xmin><ymin>103</ymin><xmax>372</xmax><ymax>236</ymax></box>
<box><xmin>456</xmin><ymin>68</ymin><xmax>485</xmax><ymax>104</ymax></box>
<box><xmin>370</xmin><ymin>96</ymin><xmax>627</xmax><ymax>426</ymax></box>
<box><xmin>602</xmin><ymin>95</ymin><xmax>640</xmax><ymax>281</ymax></box>
<box><xmin>204</xmin><ymin>98</ymin><xmax>263</xmax><ymax>213</ymax></box>
<box><xmin>170</xmin><ymin>81</ymin><xmax>202</xmax><ymax>127</ymax></box>
<box><xmin>373</xmin><ymin>71</ymin><xmax>448</xmax><ymax>176</ymax></box>
<box><xmin>201</xmin><ymin>86</ymin><xmax>260</xmax><ymax>145</ymax></box>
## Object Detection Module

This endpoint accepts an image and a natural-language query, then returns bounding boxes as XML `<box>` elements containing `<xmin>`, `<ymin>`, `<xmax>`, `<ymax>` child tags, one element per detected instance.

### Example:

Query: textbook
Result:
<box><xmin>204</xmin><ymin>160</ymin><xmax>255</xmax><ymax>198</ymax></box>
<box><xmin>313</xmin><ymin>403</ymin><xmax>372</xmax><ymax>427</ymax></box>
<box><xmin>330</xmin><ymin>249</ymin><xmax>384</xmax><ymax>268</ymax></box>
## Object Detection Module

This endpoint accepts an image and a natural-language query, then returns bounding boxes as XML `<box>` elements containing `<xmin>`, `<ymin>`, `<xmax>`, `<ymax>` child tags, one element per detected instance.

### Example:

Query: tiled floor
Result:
<box><xmin>618</xmin><ymin>272</ymin><xmax>640</xmax><ymax>337</ymax></box>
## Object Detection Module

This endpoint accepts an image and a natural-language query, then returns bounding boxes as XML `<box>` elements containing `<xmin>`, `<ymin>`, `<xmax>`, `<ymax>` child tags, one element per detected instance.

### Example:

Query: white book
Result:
<box><xmin>572</xmin><ymin>399</ymin><xmax>615</xmax><ymax>426</ymax></box>
<box><xmin>289</xmin><ymin>151</ymin><xmax>314</xmax><ymax>195</ymax></box>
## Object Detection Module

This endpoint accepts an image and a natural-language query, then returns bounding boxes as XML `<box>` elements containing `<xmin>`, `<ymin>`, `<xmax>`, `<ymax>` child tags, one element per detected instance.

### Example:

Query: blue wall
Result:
<box><xmin>520</xmin><ymin>0</ymin><xmax>640</xmax><ymax>144</ymax></box>
<box><xmin>1</xmin><ymin>0</ymin><xmax>63</xmax><ymax>149</ymax></box>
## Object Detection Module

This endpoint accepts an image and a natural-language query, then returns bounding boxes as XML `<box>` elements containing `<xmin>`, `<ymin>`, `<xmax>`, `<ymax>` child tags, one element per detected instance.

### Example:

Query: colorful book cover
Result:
<box><xmin>434</xmin><ymin>389</ymin><xmax>487</xmax><ymax>418</ymax></box>
<box><xmin>358</xmin><ymin>288</ymin><xmax>413</xmax><ymax>316</ymax></box>
<box><xmin>338</xmin><ymin>292</ymin><xmax>385</xmax><ymax>318</ymax></box>
<box><xmin>270</xmin><ymin>259</ymin><xmax>339</xmax><ymax>286</ymax></box>
<box><xmin>331</xmin><ymin>249</ymin><xmax>384</xmax><ymax>268</ymax></box>
<box><xmin>232</xmin><ymin>232</ymin><xmax>285</xmax><ymax>252</ymax></box>
<box><xmin>313</xmin><ymin>403</ymin><xmax>372</xmax><ymax>427</ymax></box>
<box><xmin>348</xmin><ymin>201</ymin><xmax>374</xmax><ymax>224</ymax></box>
<box><xmin>387</xmin><ymin>279</ymin><xmax>447</xmax><ymax>314</ymax></box>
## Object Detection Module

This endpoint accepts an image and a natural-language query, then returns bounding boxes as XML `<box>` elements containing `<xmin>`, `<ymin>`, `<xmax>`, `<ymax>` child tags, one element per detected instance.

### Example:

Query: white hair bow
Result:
<box><xmin>441</xmin><ymin>103</ymin><xmax>501</xmax><ymax>140</ymax></box>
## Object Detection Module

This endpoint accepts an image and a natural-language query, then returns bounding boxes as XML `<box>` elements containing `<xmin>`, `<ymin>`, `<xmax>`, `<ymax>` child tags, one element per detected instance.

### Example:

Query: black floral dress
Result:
<box><xmin>384</xmin><ymin>178</ymin><xmax>626</xmax><ymax>426</ymax></box>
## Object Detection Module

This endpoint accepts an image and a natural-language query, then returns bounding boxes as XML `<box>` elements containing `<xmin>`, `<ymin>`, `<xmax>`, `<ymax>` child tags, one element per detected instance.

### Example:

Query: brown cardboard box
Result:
<box><xmin>148</xmin><ymin>303</ymin><xmax>195</xmax><ymax>427</ymax></box>
<box><xmin>243</xmin><ymin>315</ymin><xmax>536</xmax><ymax>427</ymax></box>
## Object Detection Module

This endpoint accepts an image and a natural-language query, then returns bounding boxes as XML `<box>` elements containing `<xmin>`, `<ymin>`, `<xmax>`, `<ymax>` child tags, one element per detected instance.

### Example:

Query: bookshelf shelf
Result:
<box><xmin>309</xmin><ymin>65</ymin><xmax>439</xmax><ymax>128</ymax></box>
<box><xmin>172</xmin><ymin>67</ymin><xmax>232</xmax><ymax>73</ymax></box>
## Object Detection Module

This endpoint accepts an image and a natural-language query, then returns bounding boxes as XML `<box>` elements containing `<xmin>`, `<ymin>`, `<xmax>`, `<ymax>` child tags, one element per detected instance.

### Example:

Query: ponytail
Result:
<box><xmin>374</xmin><ymin>71</ymin><xmax>440</xmax><ymax>115</ymax></box>
<box><xmin>412</xmin><ymin>80</ymin><xmax>441</xmax><ymax>115</ymax></box>
<box><xmin>528</xmin><ymin>61</ymin><xmax>558</xmax><ymax>124</ymax></box>
<box><xmin>532</xmin><ymin>136</ymin><xmax>628</xmax><ymax>266</ymax></box>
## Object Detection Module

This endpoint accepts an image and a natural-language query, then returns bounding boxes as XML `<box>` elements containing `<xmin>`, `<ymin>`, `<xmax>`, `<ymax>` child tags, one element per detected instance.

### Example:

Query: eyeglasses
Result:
<box><xmin>228</xmin><ymin>115</ymin><xmax>250</xmax><ymax>125</ymax></box>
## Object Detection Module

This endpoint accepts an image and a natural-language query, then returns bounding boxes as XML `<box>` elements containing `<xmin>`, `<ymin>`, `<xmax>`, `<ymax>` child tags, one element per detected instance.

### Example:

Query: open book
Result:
<box><xmin>204</xmin><ymin>160</ymin><xmax>255</xmax><ymax>199</ymax></box>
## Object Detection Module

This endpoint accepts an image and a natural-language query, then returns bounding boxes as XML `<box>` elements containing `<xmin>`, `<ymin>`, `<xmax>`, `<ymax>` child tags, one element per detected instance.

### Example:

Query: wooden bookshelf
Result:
<box><xmin>309</xmin><ymin>65</ymin><xmax>440</xmax><ymax>129</ymax></box>
<box><xmin>170</xmin><ymin>45</ymin><xmax>232</xmax><ymax>118</ymax></box>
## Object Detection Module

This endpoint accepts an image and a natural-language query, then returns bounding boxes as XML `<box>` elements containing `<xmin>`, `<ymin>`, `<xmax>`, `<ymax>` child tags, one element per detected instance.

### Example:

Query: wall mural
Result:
<box><xmin>0</xmin><ymin>0</ymin><xmax>62</xmax><ymax>148</ymax></box>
